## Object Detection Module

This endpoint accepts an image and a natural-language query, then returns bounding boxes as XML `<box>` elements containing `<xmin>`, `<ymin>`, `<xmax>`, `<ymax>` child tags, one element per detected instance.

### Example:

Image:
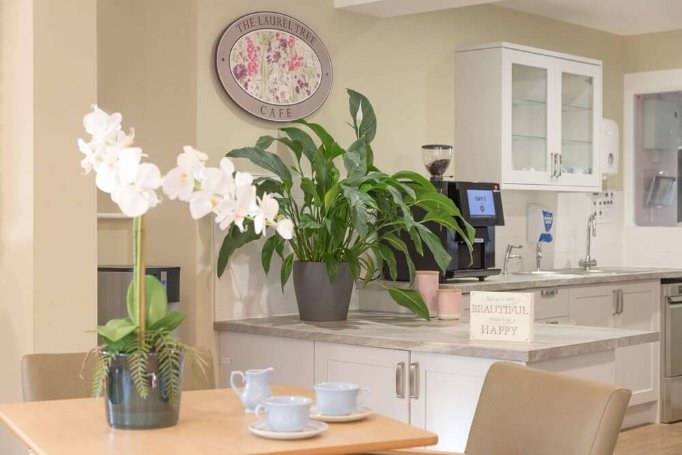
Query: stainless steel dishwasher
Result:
<box><xmin>662</xmin><ymin>278</ymin><xmax>682</xmax><ymax>423</ymax></box>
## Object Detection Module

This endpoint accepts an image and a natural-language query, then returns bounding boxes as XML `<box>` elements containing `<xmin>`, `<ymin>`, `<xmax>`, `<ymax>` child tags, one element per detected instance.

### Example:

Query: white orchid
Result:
<box><xmin>79</xmin><ymin>105</ymin><xmax>291</xmax><ymax>241</ymax></box>
<box><xmin>163</xmin><ymin>146</ymin><xmax>209</xmax><ymax>202</ymax></box>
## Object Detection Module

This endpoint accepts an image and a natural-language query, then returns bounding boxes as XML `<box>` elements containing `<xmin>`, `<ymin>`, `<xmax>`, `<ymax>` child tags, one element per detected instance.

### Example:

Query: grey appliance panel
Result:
<box><xmin>662</xmin><ymin>376</ymin><xmax>682</xmax><ymax>423</ymax></box>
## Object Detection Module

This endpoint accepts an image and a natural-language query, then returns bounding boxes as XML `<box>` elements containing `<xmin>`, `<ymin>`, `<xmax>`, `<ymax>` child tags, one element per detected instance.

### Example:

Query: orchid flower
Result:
<box><xmin>79</xmin><ymin>105</ymin><xmax>292</xmax><ymax>238</ymax></box>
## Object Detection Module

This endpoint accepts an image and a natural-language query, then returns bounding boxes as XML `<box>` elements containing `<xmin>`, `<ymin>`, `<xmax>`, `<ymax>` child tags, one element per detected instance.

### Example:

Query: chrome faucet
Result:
<box><xmin>535</xmin><ymin>243</ymin><xmax>543</xmax><ymax>272</ymax></box>
<box><xmin>578</xmin><ymin>213</ymin><xmax>598</xmax><ymax>270</ymax></box>
<box><xmin>502</xmin><ymin>244</ymin><xmax>523</xmax><ymax>274</ymax></box>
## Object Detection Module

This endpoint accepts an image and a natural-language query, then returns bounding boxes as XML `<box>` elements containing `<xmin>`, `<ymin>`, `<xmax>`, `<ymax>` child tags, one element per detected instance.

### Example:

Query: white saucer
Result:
<box><xmin>248</xmin><ymin>420</ymin><xmax>328</xmax><ymax>440</ymax></box>
<box><xmin>309</xmin><ymin>406</ymin><xmax>372</xmax><ymax>422</ymax></box>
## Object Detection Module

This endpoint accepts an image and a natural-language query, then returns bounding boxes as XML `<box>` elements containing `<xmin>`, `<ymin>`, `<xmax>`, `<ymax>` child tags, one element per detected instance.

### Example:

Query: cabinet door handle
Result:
<box><xmin>409</xmin><ymin>362</ymin><xmax>419</xmax><ymax>399</ymax></box>
<box><xmin>618</xmin><ymin>289</ymin><xmax>624</xmax><ymax>314</ymax></box>
<box><xmin>558</xmin><ymin>154</ymin><xmax>563</xmax><ymax>177</ymax></box>
<box><xmin>395</xmin><ymin>362</ymin><xmax>406</xmax><ymax>399</ymax></box>
<box><xmin>550</xmin><ymin>153</ymin><xmax>556</xmax><ymax>178</ymax></box>
<box><xmin>541</xmin><ymin>289</ymin><xmax>558</xmax><ymax>297</ymax></box>
<box><xmin>612</xmin><ymin>289</ymin><xmax>618</xmax><ymax>316</ymax></box>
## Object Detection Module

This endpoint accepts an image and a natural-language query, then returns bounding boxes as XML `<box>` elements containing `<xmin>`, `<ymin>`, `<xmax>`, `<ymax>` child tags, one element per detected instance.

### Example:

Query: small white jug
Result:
<box><xmin>230</xmin><ymin>367</ymin><xmax>274</xmax><ymax>413</ymax></box>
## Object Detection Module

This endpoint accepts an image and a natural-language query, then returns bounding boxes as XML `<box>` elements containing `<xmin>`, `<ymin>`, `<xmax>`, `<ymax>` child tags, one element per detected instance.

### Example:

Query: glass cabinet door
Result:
<box><xmin>557</xmin><ymin>60</ymin><xmax>601</xmax><ymax>185</ymax></box>
<box><xmin>511</xmin><ymin>64</ymin><xmax>548</xmax><ymax>174</ymax></box>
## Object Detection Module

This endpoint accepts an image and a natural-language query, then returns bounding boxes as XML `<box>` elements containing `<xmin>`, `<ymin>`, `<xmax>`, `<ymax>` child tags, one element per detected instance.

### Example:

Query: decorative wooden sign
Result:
<box><xmin>469</xmin><ymin>291</ymin><xmax>534</xmax><ymax>342</ymax></box>
<box><xmin>215</xmin><ymin>11</ymin><xmax>333</xmax><ymax>122</ymax></box>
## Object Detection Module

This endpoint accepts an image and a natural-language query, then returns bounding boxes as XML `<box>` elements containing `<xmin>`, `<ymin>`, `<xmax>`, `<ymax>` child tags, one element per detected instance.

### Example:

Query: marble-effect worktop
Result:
<box><xmin>214</xmin><ymin>311</ymin><xmax>659</xmax><ymax>363</ymax></box>
<box><xmin>437</xmin><ymin>267</ymin><xmax>682</xmax><ymax>293</ymax></box>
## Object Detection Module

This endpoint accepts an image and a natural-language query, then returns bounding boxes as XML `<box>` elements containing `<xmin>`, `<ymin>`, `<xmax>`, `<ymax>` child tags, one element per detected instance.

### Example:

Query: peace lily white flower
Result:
<box><xmin>276</xmin><ymin>218</ymin><xmax>294</xmax><ymax>240</ymax></box>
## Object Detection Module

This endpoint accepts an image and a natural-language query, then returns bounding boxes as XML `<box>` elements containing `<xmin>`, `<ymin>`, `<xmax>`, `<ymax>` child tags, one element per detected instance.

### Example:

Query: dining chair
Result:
<box><xmin>370</xmin><ymin>361</ymin><xmax>631</xmax><ymax>455</ymax></box>
<box><xmin>21</xmin><ymin>348</ymin><xmax>216</xmax><ymax>402</ymax></box>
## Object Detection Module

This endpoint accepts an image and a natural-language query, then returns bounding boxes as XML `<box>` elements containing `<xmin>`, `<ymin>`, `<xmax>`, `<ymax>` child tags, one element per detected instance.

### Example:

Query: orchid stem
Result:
<box><xmin>134</xmin><ymin>216</ymin><xmax>146</xmax><ymax>347</ymax></box>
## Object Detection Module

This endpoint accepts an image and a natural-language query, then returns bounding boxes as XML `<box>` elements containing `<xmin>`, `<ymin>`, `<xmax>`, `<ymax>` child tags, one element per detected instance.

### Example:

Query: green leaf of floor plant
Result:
<box><xmin>227</xmin><ymin>147</ymin><xmax>292</xmax><ymax>185</ymax></box>
<box><xmin>217</xmin><ymin>224</ymin><xmax>261</xmax><ymax>278</ymax></box>
<box><xmin>386</xmin><ymin>287</ymin><xmax>430</xmax><ymax>321</ymax></box>
<box><xmin>280</xmin><ymin>254</ymin><xmax>294</xmax><ymax>291</ymax></box>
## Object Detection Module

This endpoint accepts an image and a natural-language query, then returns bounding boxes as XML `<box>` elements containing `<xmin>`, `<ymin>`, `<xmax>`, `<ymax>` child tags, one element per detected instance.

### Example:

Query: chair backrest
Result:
<box><xmin>465</xmin><ymin>362</ymin><xmax>631</xmax><ymax>455</ymax></box>
<box><xmin>182</xmin><ymin>347</ymin><xmax>216</xmax><ymax>391</ymax></box>
<box><xmin>21</xmin><ymin>353</ymin><xmax>93</xmax><ymax>401</ymax></box>
<box><xmin>22</xmin><ymin>348</ymin><xmax>216</xmax><ymax>402</ymax></box>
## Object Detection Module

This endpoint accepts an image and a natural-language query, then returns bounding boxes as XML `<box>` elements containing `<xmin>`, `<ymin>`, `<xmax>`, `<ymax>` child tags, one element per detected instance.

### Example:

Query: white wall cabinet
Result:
<box><xmin>568</xmin><ymin>280</ymin><xmax>660</xmax><ymax>407</ymax></box>
<box><xmin>455</xmin><ymin>42</ymin><xmax>602</xmax><ymax>192</ymax></box>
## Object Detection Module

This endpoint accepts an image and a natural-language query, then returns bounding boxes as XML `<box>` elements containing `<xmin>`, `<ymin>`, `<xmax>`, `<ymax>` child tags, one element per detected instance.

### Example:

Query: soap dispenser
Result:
<box><xmin>527</xmin><ymin>204</ymin><xmax>554</xmax><ymax>271</ymax></box>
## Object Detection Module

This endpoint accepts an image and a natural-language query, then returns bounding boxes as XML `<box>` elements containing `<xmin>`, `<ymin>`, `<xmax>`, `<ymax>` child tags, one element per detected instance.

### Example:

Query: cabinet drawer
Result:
<box><xmin>533</xmin><ymin>288</ymin><xmax>569</xmax><ymax>319</ymax></box>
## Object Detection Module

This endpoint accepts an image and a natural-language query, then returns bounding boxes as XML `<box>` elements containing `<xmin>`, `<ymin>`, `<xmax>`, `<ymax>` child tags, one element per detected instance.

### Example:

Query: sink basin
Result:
<box><xmin>514</xmin><ymin>267</ymin><xmax>636</xmax><ymax>277</ymax></box>
<box><xmin>512</xmin><ymin>270</ymin><xmax>566</xmax><ymax>276</ymax></box>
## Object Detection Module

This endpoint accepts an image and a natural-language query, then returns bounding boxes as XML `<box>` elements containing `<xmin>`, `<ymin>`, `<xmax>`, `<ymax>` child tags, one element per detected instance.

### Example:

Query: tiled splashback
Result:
<box><xmin>213</xmin><ymin>189</ymin><xmax>623</xmax><ymax>321</ymax></box>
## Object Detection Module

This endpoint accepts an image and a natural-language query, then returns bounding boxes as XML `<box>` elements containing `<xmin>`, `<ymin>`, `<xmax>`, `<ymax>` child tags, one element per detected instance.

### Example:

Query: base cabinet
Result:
<box><xmin>314</xmin><ymin>342</ymin><xmax>410</xmax><ymax>423</ymax></box>
<box><xmin>569</xmin><ymin>281</ymin><xmax>660</xmax><ymax>409</ymax></box>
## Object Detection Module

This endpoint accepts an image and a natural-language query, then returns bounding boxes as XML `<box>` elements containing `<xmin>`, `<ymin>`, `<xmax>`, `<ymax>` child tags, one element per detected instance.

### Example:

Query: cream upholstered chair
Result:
<box><xmin>372</xmin><ymin>362</ymin><xmax>631</xmax><ymax>455</ymax></box>
<box><xmin>21</xmin><ymin>349</ymin><xmax>216</xmax><ymax>402</ymax></box>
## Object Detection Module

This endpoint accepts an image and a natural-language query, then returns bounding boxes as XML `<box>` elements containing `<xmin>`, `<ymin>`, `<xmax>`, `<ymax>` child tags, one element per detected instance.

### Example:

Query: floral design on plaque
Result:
<box><xmin>215</xmin><ymin>12</ymin><xmax>333</xmax><ymax>122</ymax></box>
<box><xmin>230</xmin><ymin>30</ymin><xmax>322</xmax><ymax>106</ymax></box>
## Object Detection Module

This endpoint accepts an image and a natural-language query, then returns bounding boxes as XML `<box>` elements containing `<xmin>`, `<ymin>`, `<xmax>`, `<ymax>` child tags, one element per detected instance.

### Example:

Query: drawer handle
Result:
<box><xmin>396</xmin><ymin>362</ymin><xmax>406</xmax><ymax>399</ymax></box>
<box><xmin>541</xmin><ymin>289</ymin><xmax>558</xmax><ymax>297</ymax></box>
<box><xmin>409</xmin><ymin>362</ymin><xmax>419</xmax><ymax>399</ymax></box>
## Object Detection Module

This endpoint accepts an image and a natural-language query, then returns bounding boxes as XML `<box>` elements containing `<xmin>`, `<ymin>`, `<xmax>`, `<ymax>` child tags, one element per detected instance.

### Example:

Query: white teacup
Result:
<box><xmin>254</xmin><ymin>395</ymin><xmax>312</xmax><ymax>432</ymax></box>
<box><xmin>314</xmin><ymin>382</ymin><xmax>369</xmax><ymax>416</ymax></box>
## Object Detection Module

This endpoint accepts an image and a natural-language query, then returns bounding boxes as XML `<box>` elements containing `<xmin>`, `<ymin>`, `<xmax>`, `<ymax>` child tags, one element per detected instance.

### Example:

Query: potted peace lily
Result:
<box><xmin>78</xmin><ymin>106</ymin><xmax>291</xmax><ymax>429</ymax></box>
<box><xmin>217</xmin><ymin>89</ymin><xmax>474</xmax><ymax>321</ymax></box>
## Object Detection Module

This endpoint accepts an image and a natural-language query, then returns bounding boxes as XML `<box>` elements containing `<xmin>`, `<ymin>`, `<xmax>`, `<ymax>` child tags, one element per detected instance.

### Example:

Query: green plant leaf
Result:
<box><xmin>227</xmin><ymin>147</ymin><xmax>292</xmax><ymax>185</ymax></box>
<box><xmin>261</xmin><ymin>235</ymin><xmax>280</xmax><ymax>274</ymax></box>
<box><xmin>294</xmin><ymin>119</ymin><xmax>335</xmax><ymax>156</ymax></box>
<box><xmin>416</xmin><ymin>224</ymin><xmax>453</xmax><ymax>273</ymax></box>
<box><xmin>324</xmin><ymin>183</ymin><xmax>340</xmax><ymax>210</ymax></box>
<box><xmin>382</xmin><ymin>232</ymin><xmax>415</xmax><ymax>281</ymax></box>
<box><xmin>386</xmin><ymin>287</ymin><xmax>430</xmax><ymax>320</ymax></box>
<box><xmin>255</xmin><ymin>135</ymin><xmax>276</xmax><ymax>150</ymax></box>
<box><xmin>217</xmin><ymin>224</ymin><xmax>261</xmax><ymax>278</ymax></box>
<box><xmin>343</xmin><ymin>137</ymin><xmax>367</xmax><ymax>178</ymax></box>
<box><xmin>299</xmin><ymin>214</ymin><xmax>322</xmax><ymax>230</ymax></box>
<box><xmin>149</xmin><ymin>311</ymin><xmax>185</xmax><ymax>332</ymax></box>
<box><xmin>280</xmin><ymin>253</ymin><xmax>294</xmax><ymax>291</ymax></box>
<box><xmin>348</xmin><ymin>89</ymin><xmax>377</xmax><ymax>144</ymax></box>
<box><xmin>378</xmin><ymin>244</ymin><xmax>397</xmax><ymax>280</ymax></box>
<box><xmin>126</xmin><ymin>275</ymin><xmax>168</xmax><ymax>327</ymax></box>
<box><xmin>97</xmin><ymin>318</ymin><xmax>137</xmax><ymax>343</ymax></box>
<box><xmin>341</xmin><ymin>185</ymin><xmax>369</xmax><ymax>237</ymax></box>
<box><xmin>281</xmin><ymin>126</ymin><xmax>318</xmax><ymax>165</ymax></box>
<box><xmin>408</xmin><ymin>227</ymin><xmax>424</xmax><ymax>256</ymax></box>
<box><xmin>392</xmin><ymin>170</ymin><xmax>434</xmax><ymax>191</ymax></box>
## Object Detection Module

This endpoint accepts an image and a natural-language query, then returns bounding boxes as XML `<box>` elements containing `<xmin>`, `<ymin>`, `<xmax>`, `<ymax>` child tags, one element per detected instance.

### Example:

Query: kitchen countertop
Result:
<box><xmin>436</xmin><ymin>267</ymin><xmax>682</xmax><ymax>293</ymax></box>
<box><xmin>214</xmin><ymin>311</ymin><xmax>659</xmax><ymax>363</ymax></box>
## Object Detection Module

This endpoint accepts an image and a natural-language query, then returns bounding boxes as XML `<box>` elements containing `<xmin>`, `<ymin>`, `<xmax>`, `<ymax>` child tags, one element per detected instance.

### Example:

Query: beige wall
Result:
<box><xmin>624</xmin><ymin>29</ymin><xmax>682</xmax><ymax>73</ymax></box>
<box><xmin>196</xmin><ymin>2</ymin><xmax>624</xmax><ymax>179</ymax></box>
<box><xmin>96</xmin><ymin>0</ymin><xmax>203</xmax><ymax>349</ymax></box>
<box><xmin>0</xmin><ymin>1</ymin><xmax>97</xmax><ymax>453</ymax></box>
<box><xmin>0</xmin><ymin>1</ymin><xmax>36</xmax><ymax>452</ymax></box>
<box><xmin>33</xmin><ymin>0</ymin><xmax>98</xmax><ymax>353</ymax></box>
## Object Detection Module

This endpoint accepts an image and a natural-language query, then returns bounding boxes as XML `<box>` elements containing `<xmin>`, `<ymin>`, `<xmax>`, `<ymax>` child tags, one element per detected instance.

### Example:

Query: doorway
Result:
<box><xmin>624</xmin><ymin>69</ymin><xmax>682</xmax><ymax>228</ymax></box>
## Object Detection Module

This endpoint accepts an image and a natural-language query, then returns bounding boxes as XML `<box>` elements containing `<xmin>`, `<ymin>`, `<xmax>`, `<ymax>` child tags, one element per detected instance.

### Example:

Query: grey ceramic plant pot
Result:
<box><xmin>293</xmin><ymin>261</ymin><xmax>354</xmax><ymax>321</ymax></box>
<box><xmin>105</xmin><ymin>352</ymin><xmax>183</xmax><ymax>429</ymax></box>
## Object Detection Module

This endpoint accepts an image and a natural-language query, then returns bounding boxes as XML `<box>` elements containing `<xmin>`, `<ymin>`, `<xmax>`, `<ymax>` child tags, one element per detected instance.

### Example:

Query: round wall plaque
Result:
<box><xmin>215</xmin><ymin>12</ymin><xmax>333</xmax><ymax>122</ymax></box>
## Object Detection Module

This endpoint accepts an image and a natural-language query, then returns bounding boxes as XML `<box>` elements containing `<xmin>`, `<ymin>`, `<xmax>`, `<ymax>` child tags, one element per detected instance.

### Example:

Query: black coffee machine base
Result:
<box><xmin>443</xmin><ymin>268</ymin><xmax>501</xmax><ymax>282</ymax></box>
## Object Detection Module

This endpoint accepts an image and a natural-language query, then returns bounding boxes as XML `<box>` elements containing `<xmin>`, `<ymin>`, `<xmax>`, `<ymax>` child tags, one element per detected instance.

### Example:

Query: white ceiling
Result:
<box><xmin>498</xmin><ymin>0</ymin><xmax>682</xmax><ymax>36</ymax></box>
<box><xmin>334</xmin><ymin>0</ymin><xmax>682</xmax><ymax>36</ymax></box>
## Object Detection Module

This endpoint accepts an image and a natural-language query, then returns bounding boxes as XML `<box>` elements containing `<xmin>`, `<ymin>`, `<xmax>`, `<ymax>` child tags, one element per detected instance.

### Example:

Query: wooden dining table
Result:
<box><xmin>0</xmin><ymin>385</ymin><xmax>437</xmax><ymax>455</ymax></box>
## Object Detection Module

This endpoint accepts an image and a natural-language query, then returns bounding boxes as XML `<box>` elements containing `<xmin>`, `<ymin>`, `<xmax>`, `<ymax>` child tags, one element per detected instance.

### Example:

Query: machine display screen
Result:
<box><xmin>467</xmin><ymin>189</ymin><xmax>496</xmax><ymax>218</ymax></box>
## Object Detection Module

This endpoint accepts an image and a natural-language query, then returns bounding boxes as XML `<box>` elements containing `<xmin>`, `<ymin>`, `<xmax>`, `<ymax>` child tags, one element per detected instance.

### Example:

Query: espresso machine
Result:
<box><xmin>387</xmin><ymin>145</ymin><xmax>505</xmax><ymax>282</ymax></box>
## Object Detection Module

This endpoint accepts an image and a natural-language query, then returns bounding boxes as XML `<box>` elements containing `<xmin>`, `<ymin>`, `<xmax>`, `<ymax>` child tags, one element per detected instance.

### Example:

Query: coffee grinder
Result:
<box><xmin>387</xmin><ymin>145</ymin><xmax>505</xmax><ymax>282</ymax></box>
